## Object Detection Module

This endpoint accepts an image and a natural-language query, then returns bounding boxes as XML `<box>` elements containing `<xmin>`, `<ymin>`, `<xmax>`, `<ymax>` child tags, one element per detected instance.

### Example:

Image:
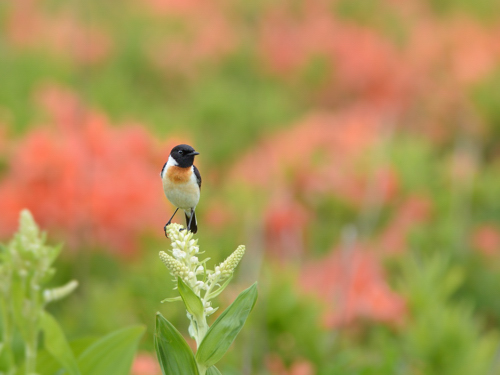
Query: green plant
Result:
<box><xmin>0</xmin><ymin>210</ymin><xmax>145</xmax><ymax>375</ymax></box>
<box><xmin>399</xmin><ymin>254</ymin><xmax>498</xmax><ymax>375</ymax></box>
<box><xmin>156</xmin><ymin>223</ymin><xmax>258</xmax><ymax>375</ymax></box>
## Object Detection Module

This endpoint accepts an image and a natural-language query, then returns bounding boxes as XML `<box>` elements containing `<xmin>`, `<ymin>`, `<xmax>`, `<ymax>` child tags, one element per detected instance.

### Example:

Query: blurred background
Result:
<box><xmin>1</xmin><ymin>0</ymin><xmax>500</xmax><ymax>374</ymax></box>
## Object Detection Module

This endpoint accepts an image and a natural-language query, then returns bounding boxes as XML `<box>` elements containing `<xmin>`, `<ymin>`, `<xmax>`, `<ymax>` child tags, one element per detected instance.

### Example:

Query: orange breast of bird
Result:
<box><xmin>167</xmin><ymin>166</ymin><xmax>192</xmax><ymax>184</ymax></box>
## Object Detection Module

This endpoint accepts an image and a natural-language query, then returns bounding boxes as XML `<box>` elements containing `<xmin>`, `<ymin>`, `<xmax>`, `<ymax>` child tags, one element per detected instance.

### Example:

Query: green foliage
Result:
<box><xmin>334</xmin><ymin>0</ymin><xmax>407</xmax><ymax>44</ymax></box>
<box><xmin>36</xmin><ymin>326</ymin><xmax>146</xmax><ymax>375</ymax></box>
<box><xmin>77</xmin><ymin>326</ymin><xmax>145</xmax><ymax>375</ymax></box>
<box><xmin>40</xmin><ymin>311</ymin><xmax>80</xmax><ymax>375</ymax></box>
<box><xmin>472</xmin><ymin>69</ymin><xmax>500</xmax><ymax>154</ymax></box>
<box><xmin>2</xmin><ymin>0</ymin><xmax>500</xmax><ymax>373</ymax></box>
<box><xmin>0</xmin><ymin>211</ymin><xmax>145</xmax><ymax>375</ymax></box>
<box><xmin>427</xmin><ymin>0</ymin><xmax>500</xmax><ymax>20</ymax></box>
<box><xmin>206</xmin><ymin>366</ymin><xmax>223</xmax><ymax>375</ymax></box>
<box><xmin>155</xmin><ymin>313</ymin><xmax>199</xmax><ymax>375</ymax></box>
<box><xmin>155</xmin><ymin>283</ymin><xmax>258</xmax><ymax>375</ymax></box>
<box><xmin>196</xmin><ymin>283</ymin><xmax>258</xmax><ymax>368</ymax></box>
<box><xmin>177</xmin><ymin>278</ymin><xmax>205</xmax><ymax>322</ymax></box>
<box><xmin>399</xmin><ymin>255</ymin><xmax>498</xmax><ymax>375</ymax></box>
<box><xmin>0</xmin><ymin>210</ymin><xmax>67</xmax><ymax>373</ymax></box>
<box><xmin>35</xmin><ymin>337</ymin><xmax>98</xmax><ymax>375</ymax></box>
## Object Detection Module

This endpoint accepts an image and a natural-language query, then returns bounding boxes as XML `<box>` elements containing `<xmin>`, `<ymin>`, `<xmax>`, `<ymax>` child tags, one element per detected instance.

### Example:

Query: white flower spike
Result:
<box><xmin>159</xmin><ymin>224</ymin><xmax>246</xmax><ymax>348</ymax></box>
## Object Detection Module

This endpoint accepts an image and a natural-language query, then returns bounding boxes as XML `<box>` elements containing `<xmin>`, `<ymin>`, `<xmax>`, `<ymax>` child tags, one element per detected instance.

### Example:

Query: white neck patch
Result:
<box><xmin>167</xmin><ymin>155</ymin><xmax>178</xmax><ymax>167</ymax></box>
<box><xmin>161</xmin><ymin>155</ymin><xmax>179</xmax><ymax>179</ymax></box>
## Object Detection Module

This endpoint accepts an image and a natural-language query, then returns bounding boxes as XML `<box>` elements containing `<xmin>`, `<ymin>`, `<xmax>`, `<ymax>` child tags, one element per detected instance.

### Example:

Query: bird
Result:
<box><xmin>160</xmin><ymin>144</ymin><xmax>202</xmax><ymax>235</ymax></box>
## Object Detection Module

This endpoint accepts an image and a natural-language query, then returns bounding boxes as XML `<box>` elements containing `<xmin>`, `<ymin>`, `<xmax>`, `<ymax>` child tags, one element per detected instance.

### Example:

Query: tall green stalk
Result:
<box><xmin>0</xmin><ymin>210</ymin><xmax>78</xmax><ymax>374</ymax></box>
<box><xmin>158</xmin><ymin>224</ymin><xmax>250</xmax><ymax>374</ymax></box>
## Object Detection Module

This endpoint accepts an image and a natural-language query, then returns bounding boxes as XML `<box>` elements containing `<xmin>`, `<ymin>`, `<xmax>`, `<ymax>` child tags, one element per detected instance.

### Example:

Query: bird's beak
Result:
<box><xmin>188</xmin><ymin>151</ymin><xmax>200</xmax><ymax>156</ymax></box>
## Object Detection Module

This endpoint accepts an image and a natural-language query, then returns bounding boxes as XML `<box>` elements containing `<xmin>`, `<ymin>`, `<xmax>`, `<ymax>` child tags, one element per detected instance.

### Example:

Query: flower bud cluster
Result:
<box><xmin>162</xmin><ymin>223</ymin><xmax>204</xmax><ymax>289</ymax></box>
<box><xmin>160</xmin><ymin>224</ymin><xmax>246</xmax><ymax>324</ymax></box>
<box><xmin>207</xmin><ymin>245</ymin><xmax>246</xmax><ymax>287</ymax></box>
<box><xmin>219</xmin><ymin>245</ymin><xmax>245</xmax><ymax>277</ymax></box>
<box><xmin>159</xmin><ymin>251</ymin><xmax>191</xmax><ymax>282</ymax></box>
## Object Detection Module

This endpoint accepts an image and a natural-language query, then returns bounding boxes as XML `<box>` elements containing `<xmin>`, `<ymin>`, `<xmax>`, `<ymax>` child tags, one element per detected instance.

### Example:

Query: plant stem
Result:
<box><xmin>195</xmin><ymin>315</ymin><xmax>208</xmax><ymax>346</ymax></box>
<box><xmin>24</xmin><ymin>309</ymin><xmax>39</xmax><ymax>375</ymax></box>
<box><xmin>25</xmin><ymin>339</ymin><xmax>37</xmax><ymax>375</ymax></box>
<box><xmin>193</xmin><ymin>313</ymin><xmax>208</xmax><ymax>375</ymax></box>
<box><xmin>0</xmin><ymin>298</ymin><xmax>16</xmax><ymax>374</ymax></box>
<box><xmin>25</xmin><ymin>275</ymin><xmax>41</xmax><ymax>375</ymax></box>
<box><xmin>197</xmin><ymin>363</ymin><xmax>207</xmax><ymax>375</ymax></box>
<box><xmin>202</xmin><ymin>274</ymin><xmax>220</xmax><ymax>306</ymax></box>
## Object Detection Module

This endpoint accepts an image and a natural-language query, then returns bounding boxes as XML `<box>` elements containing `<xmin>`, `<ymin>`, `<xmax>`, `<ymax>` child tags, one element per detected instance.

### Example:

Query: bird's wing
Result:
<box><xmin>193</xmin><ymin>165</ymin><xmax>202</xmax><ymax>189</ymax></box>
<box><xmin>160</xmin><ymin>162</ymin><xmax>167</xmax><ymax>178</ymax></box>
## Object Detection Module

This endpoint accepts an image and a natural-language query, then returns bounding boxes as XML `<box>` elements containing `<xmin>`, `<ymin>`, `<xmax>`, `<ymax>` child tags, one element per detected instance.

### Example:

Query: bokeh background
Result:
<box><xmin>2</xmin><ymin>0</ymin><xmax>500</xmax><ymax>374</ymax></box>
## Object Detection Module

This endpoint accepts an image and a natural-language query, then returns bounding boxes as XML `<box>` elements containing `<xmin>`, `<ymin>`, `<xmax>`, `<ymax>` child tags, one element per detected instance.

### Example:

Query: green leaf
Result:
<box><xmin>207</xmin><ymin>366</ymin><xmax>223</xmax><ymax>375</ymax></box>
<box><xmin>155</xmin><ymin>312</ymin><xmax>199</xmax><ymax>375</ymax></box>
<box><xmin>196</xmin><ymin>283</ymin><xmax>258</xmax><ymax>368</ymax></box>
<box><xmin>77</xmin><ymin>325</ymin><xmax>145</xmax><ymax>375</ymax></box>
<box><xmin>177</xmin><ymin>277</ymin><xmax>204</xmax><ymax>320</ymax></box>
<box><xmin>34</xmin><ymin>348</ymin><xmax>62</xmax><ymax>375</ymax></box>
<box><xmin>68</xmin><ymin>337</ymin><xmax>100</xmax><ymax>358</ymax></box>
<box><xmin>36</xmin><ymin>337</ymin><xmax>98</xmax><ymax>375</ymax></box>
<box><xmin>206</xmin><ymin>275</ymin><xmax>233</xmax><ymax>300</ymax></box>
<box><xmin>40</xmin><ymin>311</ymin><xmax>80</xmax><ymax>375</ymax></box>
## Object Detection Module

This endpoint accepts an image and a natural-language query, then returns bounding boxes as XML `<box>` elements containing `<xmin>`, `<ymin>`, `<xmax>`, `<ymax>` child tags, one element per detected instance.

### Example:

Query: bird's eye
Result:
<box><xmin>178</xmin><ymin>150</ymin><xmax>184</xmax><ymax>155</ymax></box>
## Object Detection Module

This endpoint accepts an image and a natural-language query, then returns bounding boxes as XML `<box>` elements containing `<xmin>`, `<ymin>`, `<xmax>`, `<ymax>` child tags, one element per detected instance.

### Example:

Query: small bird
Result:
<box><xmin>161</xmin><ymin>144</ymin><xmax>202</xmax><ymax>235</ymax></box>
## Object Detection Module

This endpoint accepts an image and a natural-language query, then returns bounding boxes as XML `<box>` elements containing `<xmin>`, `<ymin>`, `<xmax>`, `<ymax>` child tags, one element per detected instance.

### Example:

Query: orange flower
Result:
<box><xmin>257</xmin><ymin>3</ymin><xmax>415</xmax><ymax>108</ymax></box>
<box><xmin>203</xmin><ymin>200</ymin><xmax>234</xmax><ymax>231</ymax></box>
<box><xmin>141</xmin><ymin>0</ymin><xmax>236</xmax><ymax>76</ymax></box>
<box><xmin>471</xmin><ymin>225</ymin><xmax>500</xmax><ymax>257</ymax></box>
<box><xmin>446</xmin><ymin>18</ymin><xmax>500</xmax><ymax>86</ymax></box>
<box><xmin>0</xmin><ymin>124</ymin><xmax>6</xmax><ymax>154</ymax></box>
<box><xmin>6</xmin><ymin>1</ymin><xmax>112</xmax><ymax>65</ymax></box>
<box><xmin>301</xmin><ymin>248</ymin><xmax>406</xmax><ymax>328</ymax></box>
<box><xmin>147</xmin><ymin>13</ymin><xmax>236</xmax><ymax>77</ymax></box>
<box><xmin>266</xmin><ymin>354</ymin><xmax>315</xmax><ymax>375</ymax></box>
<box><xmin>131</xmin><ymin>353</ymin><xmax>161</xmax><ymax>375</ymax></box>
<box><xmin>0</xmin><ymin>85</ymin><xmax>183</xmax><ymax>256</ymax></box>
<box><xmin>264</xmin><ymin>190</ymin><xmax>311</xmax><ymax>259</ymax></box>
<box><xmin>139</xmin><ymin>0</ymin><xmax>206</xmax><ymax>16</ymax></box>
<box><xmin>230</xmin><ymin>106</ymin><xmax>393</xmax><ymax>207</ymax></box>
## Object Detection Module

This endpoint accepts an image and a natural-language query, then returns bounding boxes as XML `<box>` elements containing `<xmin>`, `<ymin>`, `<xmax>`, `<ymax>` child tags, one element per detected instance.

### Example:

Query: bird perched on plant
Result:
<box><xmin>160</xmin><ymin>144</ymin><xmax>201</xmax><ymax>235</ymax></box>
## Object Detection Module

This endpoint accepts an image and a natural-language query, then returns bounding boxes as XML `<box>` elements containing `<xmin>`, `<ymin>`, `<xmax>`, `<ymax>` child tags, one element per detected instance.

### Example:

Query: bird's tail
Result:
<box><xmin>184</xmin><ymin>210</ymin><xmax>198</xmax><ymax>234</ymax></box>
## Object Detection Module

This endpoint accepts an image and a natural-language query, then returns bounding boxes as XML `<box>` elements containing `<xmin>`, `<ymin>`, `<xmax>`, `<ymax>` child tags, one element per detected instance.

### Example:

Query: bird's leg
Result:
<box><xmin>164</xmin><ymin>208</ymin><xmax>179</xmax><ymax>238</ymax></box>
<box><xmin>180</xmin><ymin>208</ymin><xmax>195</xmax><ymax>232</ymax></box>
